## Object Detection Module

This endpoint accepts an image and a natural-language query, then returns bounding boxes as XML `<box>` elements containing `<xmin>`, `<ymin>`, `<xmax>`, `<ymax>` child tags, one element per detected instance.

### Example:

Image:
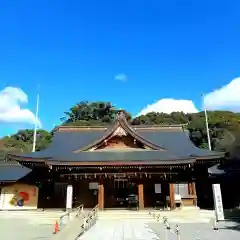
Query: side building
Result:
<box><xmin>0</xmin><ymin>112</ymin><xmax>224</xmax><ymax>210</ymax></box>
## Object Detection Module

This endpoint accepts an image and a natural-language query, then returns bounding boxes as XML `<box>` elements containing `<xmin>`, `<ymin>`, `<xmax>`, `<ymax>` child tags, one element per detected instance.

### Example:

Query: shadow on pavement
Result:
<box><xmin>221</xmin><ymin>209</ymin><xmax>240</xmax><ymax>232</ymax></box>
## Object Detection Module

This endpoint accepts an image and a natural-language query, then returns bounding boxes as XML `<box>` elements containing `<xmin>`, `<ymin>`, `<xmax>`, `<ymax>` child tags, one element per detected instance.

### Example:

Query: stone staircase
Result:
<box><xmin>0</xmin><ymin>209</ymin><xmax>91</xmax><ymax>240</ymax></box>
<box><xmin>151</xmin><ymin>208</ymin><xmax>215</xmax><ymax>223</ymax></box>
<box><xmin>97</xmin><ymin>209</ymin><xmax>215</xmax><ymax>223</ymax></box>
<box><xmin>8</xmin><ymin>208</ymin><xmax>212</xmax><ymax>224</ymax></box>
<box><xmin>0</xmin><ymin>209</ymin><xmax>77</xmax><ymax>225</ymax></box>
<box><xmin>98</xmin><ymin>210</ymin><xmax>154</xmax><ymax>221</ymax></box>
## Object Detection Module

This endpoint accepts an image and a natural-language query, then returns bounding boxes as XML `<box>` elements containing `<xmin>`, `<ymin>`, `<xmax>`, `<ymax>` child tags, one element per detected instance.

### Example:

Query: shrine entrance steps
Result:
<box><xmin>0</xmin><ymin>209</ymin><xmax>71</xmax><ymax>224</ymax></box>
<box><xmin>78</xmin><ymin>209</ymin><xmax>215</xmax><ymax>240</ymax></box>
<box><xmin>98</xmin><ymin>208</ymin><xmax>215</xmax><ymax>223</ymax></box>
<box><xmin>98</xmin><ymin>210</ymin><xmax>155</xmax><ymax>221</ymax></box>
<box><xmin>0</xmin><ymin>209</ymin><xmax>78</xmax><ymax>240</ymax></box>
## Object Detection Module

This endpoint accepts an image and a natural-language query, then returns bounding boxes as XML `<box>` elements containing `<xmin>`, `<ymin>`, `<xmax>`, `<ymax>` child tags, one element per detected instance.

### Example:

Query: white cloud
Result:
<box><xmin>138</xmin><ymin>98</ymin><xmax>198</xmax><ymax>116</ymax></box>
<box><xmin>203</xmin><ymin>77</ymin><xmax>240</xmax><ymax>111</ymax></box>
<box><xmin>114</xmin><ymin>73</ymin><xmax>128</xmax><ymax>82</ymax></box>
<box><xmin>0</xmin><ymin>87</ymin><xmax>41</xmax><ymax>127</ymax></box>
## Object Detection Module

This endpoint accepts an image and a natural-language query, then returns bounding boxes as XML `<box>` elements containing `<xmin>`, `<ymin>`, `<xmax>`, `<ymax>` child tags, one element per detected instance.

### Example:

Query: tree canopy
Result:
<box><xmin>132</xmin><ymin>111</ymin><xmax>240</xmax><ymax>152</ymax></box>
<box><xmin>1</xmin><ymin>101</ymin><xmax>240</xmax><ymax>160</ymax></box>
<box><xmin>0</xmin><ymin>129</ymin><xmax>52</xmax><ymax>155</ymax></box>
<box><xmin>61</xmin><ymin>101</ymin><xmax>131</xmax><ymax>125</ymax></box>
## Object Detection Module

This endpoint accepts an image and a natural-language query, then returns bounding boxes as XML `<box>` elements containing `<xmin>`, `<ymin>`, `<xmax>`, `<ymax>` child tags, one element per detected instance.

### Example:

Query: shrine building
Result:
<box><xmin>0</xmin><ymin>111</ymin><xmax>224</xmax><ymax>211</ymax></box>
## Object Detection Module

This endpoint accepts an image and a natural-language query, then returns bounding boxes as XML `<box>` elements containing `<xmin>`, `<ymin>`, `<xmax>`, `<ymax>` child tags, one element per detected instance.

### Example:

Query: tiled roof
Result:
<box><xmin>0</xmin><ymin>163</ymin><xmax>31</xmax><ymax>181</ymax></box>
<box><xmin>49</xmin><ymin>150</ymin><xmax>195</xmax><ymax>164</ymax></box>
<box><xmin>10</xmin><ymin>112</ymin><xmax>224</xmax><ymax>164</ymax></box>
<box><xmin>136</xmin><ymin>129</ymin><xmax>222</xmax><ymax>157</ymax></box>
<box><xmin>16</xmin><ymin>130</ymin><xmax>107</xmax><ymax>158</ymax></box>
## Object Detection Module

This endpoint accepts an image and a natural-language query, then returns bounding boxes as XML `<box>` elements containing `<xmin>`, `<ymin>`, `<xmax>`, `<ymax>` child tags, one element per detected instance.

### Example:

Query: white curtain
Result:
<box><xmin>174</xmin><ymin>183</ymin><xmax>189</xmax><ymax>198</ymax></box>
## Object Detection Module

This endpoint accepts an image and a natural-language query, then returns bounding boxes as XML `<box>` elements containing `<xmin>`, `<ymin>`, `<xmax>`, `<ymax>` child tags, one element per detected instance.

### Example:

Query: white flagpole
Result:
<box><xmin>202</xmin><ymin>94</ymin><xmax>211</xmax><ymax>150</ymax></box>
<box><xmin>32</xmin><ymin>86</ymin><xmax>40</xmax><ymax>152</ymax></box>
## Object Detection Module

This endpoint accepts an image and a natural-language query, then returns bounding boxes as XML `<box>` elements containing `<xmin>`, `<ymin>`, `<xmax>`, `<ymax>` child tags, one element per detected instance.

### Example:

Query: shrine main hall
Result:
<box><xmin>0</xmin><ymin>112</ymin><xmax>224</xmax><ymax>211</ymax></box>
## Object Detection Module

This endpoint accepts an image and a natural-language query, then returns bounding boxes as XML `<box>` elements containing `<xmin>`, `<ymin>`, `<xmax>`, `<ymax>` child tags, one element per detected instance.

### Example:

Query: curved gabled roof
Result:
<box><xmin>12</xmin><ymin>128</ymin><xmax>108</xmax><ymax>159</ymax></box>
<box><xmin>77</xmin><ymin>111</ymin><xmax>166</xmax><ymax>151</ymax></box>
<box><xmin>135</xmin><ymin>127</ymin><xmax>224</xmax><ymax>158</ymax></box>
<box><xmin>8</xmin><ymin>111</ymin><xmax>224</xmax><ymax>164</ymax></box>
<box><xmin>10</xmin><ymin>112</ymin><xmax>166</xmax><ymax>160</ymax></box>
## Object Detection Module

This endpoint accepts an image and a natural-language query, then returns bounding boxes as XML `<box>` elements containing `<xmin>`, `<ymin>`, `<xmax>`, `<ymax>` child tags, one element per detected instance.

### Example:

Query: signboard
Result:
<box><xmin>212</xmin><ymin>184</ymin><xmax>224</xmax><ymax>221</ymax></box>
<box><xmin>155</xmin><ymin>184</ymin><xmax>161</xmax><ymax>193</ymax></box>
<box><xmin>66</xmin><ymin>185</ymin><xmax>73</xmax><ymax>210</ymax></box>
<box><xmin>89</xmin><ymin>182</ymin><xmax>98</xmax><ymax>190</ymax></box>
<box><xmin>0</xmin><ymin>183</ymin><xmax>38</xmax><ymax>210</ymax></box>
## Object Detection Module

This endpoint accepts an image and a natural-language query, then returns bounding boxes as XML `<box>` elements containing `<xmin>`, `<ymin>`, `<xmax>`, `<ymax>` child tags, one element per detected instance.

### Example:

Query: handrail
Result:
<box><xmin>53</xmin><ymin>203</ymin><xmax>84</xmax><ymax>235</ymax></box>
<box><xmin>84</xmin><ymin>204</ymin><xmax>99</xmax><ymax>224</ymax></box>
<box><xmin>77</xmin><ymin>204</ymin><xmax>99</xmax><ymax>238</ymax></box>
<box><xmin>76</xmin><ymin>204</ymin><xmax>84</xmax><ymax>217</ymax></box>
<box><xmin>56</xmin><ymin>211</ymin><xmax>70</xmax><ymax>233</ymax></box>
<box><xmin>60</xmin><ymin>212</ymin><xmax>70</xmax><ymax>221</ymax></box>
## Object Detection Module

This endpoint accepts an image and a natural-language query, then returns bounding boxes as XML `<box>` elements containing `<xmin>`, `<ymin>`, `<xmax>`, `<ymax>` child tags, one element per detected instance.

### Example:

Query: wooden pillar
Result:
<box><xmin>188</xmin><ymin>183</ymin><xmax>193</xmax><ymax>195</ymax></box>
<box><xmin>98</xmin><ymin>182</ymin><xmax>104</xmax><ymax>210</ymax></box>
<box><xmin>191</xmin><ymin>182</ymin><xmax>197</xmax><ymax>206</ymax></box>
<box><xmin>138</xmin><ymin>183</ymin><xmax>144</xmax><ymax>210</ymax></box>
<box><xmin>188</xmin><ymin>182</ymin><xmax>197</xmax><ymax>206</ymax></box>
<box><xmin>169</xmin><ymin>183</ymin><xmax>175</xmax><ymax>210</ymax></box>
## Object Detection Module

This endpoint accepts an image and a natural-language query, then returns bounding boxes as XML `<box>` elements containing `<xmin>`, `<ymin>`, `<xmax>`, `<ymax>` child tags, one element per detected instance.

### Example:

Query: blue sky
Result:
<box><xmin>0</xmin><ymin>0</ymin><xmax>240</xmax><ymax>136</ymax></box>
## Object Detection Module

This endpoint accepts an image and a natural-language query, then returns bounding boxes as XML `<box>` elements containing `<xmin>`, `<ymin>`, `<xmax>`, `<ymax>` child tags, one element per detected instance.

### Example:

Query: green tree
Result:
<box><xmin>132</xmin><ymin>110</ymin><xmax>240</xmax><ymax>153</ymax></box>
<box><xmin>2</xmin><ymin>101</ymin><xmax>240</xmax><ymax>159</ymax></box>
<box><xmin>61</xmin><ymin>101</ymin><xmax>131</xmax><ymax>125</ymax></box>
<box><xmin>1</xmin><ymin>129</ymin><xmax>52</xmax><ymax>154</ymax></box>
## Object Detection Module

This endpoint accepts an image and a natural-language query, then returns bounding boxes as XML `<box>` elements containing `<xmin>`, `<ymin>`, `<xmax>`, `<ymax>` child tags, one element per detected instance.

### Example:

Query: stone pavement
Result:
<box><xmin>1</xmin><ymin>209</ymin><xmax>240</xmax><ymax>239</ymax></box>
<box><xmin>0</xmin><ymin>210</ymin><xmax>74</xmax><ymax>240</ymax></box>
<box><xmin>79</xmin><ymin>219</ymin><xmax>240</xmax><ymax>240</ymax></box>
<box><xmin>79</xmin><ymin>219</ymin><xmax>160</xmax><ymax>240</ymax></box>
<box><xmin>148</xmin><ymin>221</ymin><xmax>240</xmax><ymax>239</ymax></box>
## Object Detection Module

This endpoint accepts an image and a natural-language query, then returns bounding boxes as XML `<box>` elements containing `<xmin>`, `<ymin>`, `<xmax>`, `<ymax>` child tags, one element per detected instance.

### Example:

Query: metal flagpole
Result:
<box><xmin>32</xmin><ymin>86</ymin><xmax>40</xmax><ymax>152</ymax></box>
<box><xmin>202</xmin><ymin>94</ymin><xmax>212</xmax><ymax>150</ymax></box>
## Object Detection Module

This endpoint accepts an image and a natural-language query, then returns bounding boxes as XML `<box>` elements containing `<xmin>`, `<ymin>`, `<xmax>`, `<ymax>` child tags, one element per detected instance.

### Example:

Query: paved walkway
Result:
<box><xmin>1</xmin><ymin>210</ymin><xmax>240</xmax><ymax>239</ymax></box>
<box><xmin>0</xmin><ymin>210</ymin><xmax>75</xmax><ymax>240</ymax></box>
<box><xmin>148</xmin><ymin>221</ymin><xmax>240</xmax><ymax>240</ymax></box>
<box><xmin>79</xmin><ymin>218</ymin><xmax>240</xmax><ymax>240</ymax></box>
<box><xmin>78</xmin><ymin>210</ymin><xmax>240</xmax><ymax>240</ymax></box>
<box><xmin>79</xmin><ymin>219</ymin><xmax>160</xmax><ymax>240</ymax></box>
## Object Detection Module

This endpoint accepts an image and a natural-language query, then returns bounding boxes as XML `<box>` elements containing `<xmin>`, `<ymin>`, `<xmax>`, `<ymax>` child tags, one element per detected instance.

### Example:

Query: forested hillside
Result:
<box><xmin>1</xmin><ymin>101</ymin><xmax>240</xmax><ymax>160</ymax></box>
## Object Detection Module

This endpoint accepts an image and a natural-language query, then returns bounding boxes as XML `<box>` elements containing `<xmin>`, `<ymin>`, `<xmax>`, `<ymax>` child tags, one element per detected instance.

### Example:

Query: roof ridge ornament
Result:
<box><xmin>115</xmin><ymin>110</ymin><xmax>168</xmax><ymax>151</ymax></box>
<box><xmin>116</xmin><ymin>110</ymin><xmax>126</xmax><ymax>121</ymax></box>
